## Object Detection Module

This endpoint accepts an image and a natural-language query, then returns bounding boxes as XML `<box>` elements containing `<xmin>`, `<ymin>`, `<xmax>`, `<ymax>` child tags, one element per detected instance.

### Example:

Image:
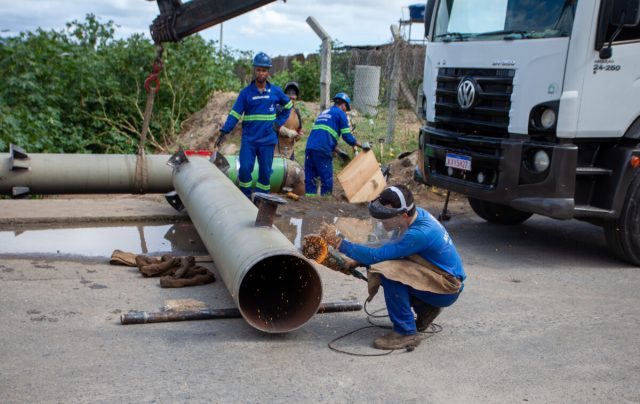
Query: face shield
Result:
<box><xmin>368</xmin><ymin>187</ymin><xmax>415</xmax><ymax>238</ymax></box>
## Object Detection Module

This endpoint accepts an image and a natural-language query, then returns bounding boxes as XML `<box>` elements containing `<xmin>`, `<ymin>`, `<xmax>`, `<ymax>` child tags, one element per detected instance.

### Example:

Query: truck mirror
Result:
<box><xmin>611</xmin><ymin>0</ymin><xmax>640</xmax><ymax>26</ymax></box>
<box><xmin>424</xmin><ymin>0</ymin><xmax>436</xmax><ymax>40</ymax></box>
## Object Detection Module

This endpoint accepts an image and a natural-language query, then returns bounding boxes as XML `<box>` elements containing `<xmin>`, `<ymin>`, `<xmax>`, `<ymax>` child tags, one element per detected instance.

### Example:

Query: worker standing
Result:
<box><xmin>304</xmin><ymin>92</ymin><xmax>366</xmax><ymax>196</ymax></box>
<box><xmin>321</xmin><ymin>185</ymin><xmax>466</xmax><ymax>350</ymax></box>
<box><xmin>217</xmin><ymin>52</ymin><xmax>292</xmax><ymax>199</ymax></box>
<box><xmin>275</xmin><ymin>81</ymin><xmax>304</xmax><ymax>160</ymax></box>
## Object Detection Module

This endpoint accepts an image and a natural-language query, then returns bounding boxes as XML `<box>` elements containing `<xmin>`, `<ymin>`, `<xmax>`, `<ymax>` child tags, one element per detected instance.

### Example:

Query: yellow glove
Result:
<box><xmin>319</xmin><ymin>223</ymin><xmax>343</xmax><ymax>249</ymax></box>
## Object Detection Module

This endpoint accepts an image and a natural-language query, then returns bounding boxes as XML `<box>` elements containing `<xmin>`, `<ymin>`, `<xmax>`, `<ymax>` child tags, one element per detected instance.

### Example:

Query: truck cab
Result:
<box><xmin>418</xmin><ymin>0</ymin><xmax>640</xmax><ymax>264</ymax></box>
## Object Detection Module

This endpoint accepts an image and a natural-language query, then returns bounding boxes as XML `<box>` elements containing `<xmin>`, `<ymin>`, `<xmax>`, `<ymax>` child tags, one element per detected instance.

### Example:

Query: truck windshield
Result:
<box><xmin>433</xmin><ymin>0</ymin><xmax>577</xmax><ymax>42</ymax></box>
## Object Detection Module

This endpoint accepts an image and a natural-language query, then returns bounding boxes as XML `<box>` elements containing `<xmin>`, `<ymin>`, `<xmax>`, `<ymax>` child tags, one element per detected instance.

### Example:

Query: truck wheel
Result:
<box><xmin>468</xmin><ymin>197</ymin><xmax>533</xmax><ymax>225</ymax></box>
<box><xmin>604</xmin><ymin>172</ymin><xmax>640</xmax><ymax>265</ymax></box>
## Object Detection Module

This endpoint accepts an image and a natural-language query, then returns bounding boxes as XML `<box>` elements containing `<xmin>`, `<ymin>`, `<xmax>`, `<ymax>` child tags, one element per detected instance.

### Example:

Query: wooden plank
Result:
<box><xmin>337</xmin><ymin>151</ymin><xmax>387</xmax><ymax>203</ymax></box>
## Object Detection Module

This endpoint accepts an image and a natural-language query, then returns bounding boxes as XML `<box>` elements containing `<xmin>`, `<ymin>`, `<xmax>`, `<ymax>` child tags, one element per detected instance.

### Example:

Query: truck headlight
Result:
<box><xmin>540</xmin><ymin>108</ymin><xmax>556</xmax><ymax>129</ymax></box>
<box><xmin>532</xmin><ymin>150</ymin><xmax>550</xmax><ymax>172</ymax></box>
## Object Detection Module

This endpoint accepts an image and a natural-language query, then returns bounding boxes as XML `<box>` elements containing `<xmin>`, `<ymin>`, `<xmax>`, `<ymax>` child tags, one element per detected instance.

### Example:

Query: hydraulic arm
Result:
<box><xmin>151</xmin><ymin>0</ymin><xmax>279</xmax><ymax>43</ymax></box>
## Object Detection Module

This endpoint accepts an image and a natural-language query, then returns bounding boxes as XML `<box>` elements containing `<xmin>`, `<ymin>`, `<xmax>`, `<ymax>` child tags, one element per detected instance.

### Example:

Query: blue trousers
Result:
<box><xmin>381</xmin><ymin>276</ymin><xmax>463</xmax><ymax>335</ymax></box>
<box><xmin>304</xmin><ymin>150</ymin><xmax>333</xmax><ymax>196</ymax></box>
<box><xmin>238</xmin><ymin>143</ymin><xmax>274</xmax><ymax>199</ymax></box>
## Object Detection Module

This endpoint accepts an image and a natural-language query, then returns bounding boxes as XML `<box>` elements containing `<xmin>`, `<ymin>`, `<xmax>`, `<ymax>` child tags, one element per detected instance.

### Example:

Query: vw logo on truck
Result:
<box><xmin>457</xmin><ymin>78</ymin><xmax>478</xmax><ymax>110</ymax></box>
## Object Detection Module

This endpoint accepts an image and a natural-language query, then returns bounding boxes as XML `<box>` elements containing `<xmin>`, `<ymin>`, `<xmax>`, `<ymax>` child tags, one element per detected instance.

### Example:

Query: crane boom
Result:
<box><xmin>151</xmin><ymin>0</ymin><xmax>279</xmax><ymax>43</ymax></box>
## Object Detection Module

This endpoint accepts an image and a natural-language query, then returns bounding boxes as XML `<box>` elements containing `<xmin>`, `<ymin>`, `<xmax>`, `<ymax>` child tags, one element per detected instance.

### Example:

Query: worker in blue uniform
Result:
<box><xmin>217</xmin><ymin>52</ymin><xmax>292</xmax><ymax>199</ymax></box>
<box><xmin>321</xmin><ymin>185</ymin><xmax>466</xmax><ymax>350</ymax></box>
<box><xmin>304</xmin><ymin>93</ymin><xmax>367</xmax><ymax>196</ymax></box>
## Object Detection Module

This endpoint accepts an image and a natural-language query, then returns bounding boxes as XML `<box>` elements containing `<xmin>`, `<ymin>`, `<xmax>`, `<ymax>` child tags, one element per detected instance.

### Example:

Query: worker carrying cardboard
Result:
<box><xmin>304</xmin><ymin>92</ymin><xmax>368</xmax><ymax>196</ymax></box>
<box><xmin>320</xmin><ymin>185</ymin><xmax>466</xmax><ymax>350</ymax></box>
<box><xmin>275</xmin><ymin>81</ymin><xmax>304</xmax><ymax>160</ymax></box>
<box><xmin>217</xmin><ymin>52</ymin><xmax>292</xmax><ymax>200</ymax></box>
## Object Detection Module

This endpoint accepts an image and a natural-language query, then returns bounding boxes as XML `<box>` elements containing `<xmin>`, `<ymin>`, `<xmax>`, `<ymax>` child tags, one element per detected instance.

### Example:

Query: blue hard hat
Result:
<box><xmin>253</xmin><ymin>52</ymin><xmax>272</xmax><ymax>68</ymax></box>
<box><xmin>333</xmin><ymin>92</ymin><xmax>351</xmax><ymax>111</ymax></box>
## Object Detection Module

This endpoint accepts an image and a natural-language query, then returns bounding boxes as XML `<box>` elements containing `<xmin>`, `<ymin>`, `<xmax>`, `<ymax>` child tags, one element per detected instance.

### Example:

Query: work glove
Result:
<box><xmin>319</xmin><ymin>223</ymin><xmax>343</xmax><ymax>249</ymax></box>
<box><xmin>278</xmin><ymin>126</ymin><xmax>298</xmax><ymax>138</ymax></box>
<box><xmin>215</xmin><ymin>130</ymin><xmax>227</xmax><ymax>149</ymax></box>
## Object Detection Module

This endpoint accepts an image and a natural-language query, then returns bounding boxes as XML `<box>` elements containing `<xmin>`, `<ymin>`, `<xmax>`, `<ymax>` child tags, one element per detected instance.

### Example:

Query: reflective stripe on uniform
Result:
<box><xmin>242</xmin><ymin>114</ymin><xmax>277</xmax><ymax>121</ymax></box>
<box><xmin>255</xmin><ymin>182</ymin><xmax>271</xmax><ymax>191</ymax></box>
<box><xmin>229</xmin><ymin>110</ymin><xmax>242</xmax><ymax>120</ymax></box>
<box><xmin>340</xmin><ymin>127</ymin><xmax>350</xmax><ymax>134</ymax></box>
<box><xmin>238</xmin><ymin>180</ymin><xmax>253</xmax><ymax>188</ymax></box>
<box><xmin>283</xmin><ymin>101</ymin><xmax>293</xmax><ymax>110</ymax></box>
<box><xmin>312</xmin><ymin>124</ymin><xmax>338</xmax><ymax>141</ymax></box>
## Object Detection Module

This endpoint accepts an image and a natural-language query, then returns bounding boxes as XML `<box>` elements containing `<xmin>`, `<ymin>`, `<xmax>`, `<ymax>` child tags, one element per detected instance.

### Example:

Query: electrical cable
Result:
<box><xmin>327</xmin><ymin>299</ymin><xmax>442</xmax><ymax>356</ymax></box>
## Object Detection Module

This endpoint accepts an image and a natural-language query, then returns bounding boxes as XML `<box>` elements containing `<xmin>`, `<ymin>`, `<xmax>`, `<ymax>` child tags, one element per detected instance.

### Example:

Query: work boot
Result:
<box><xmin>415</xmin><ymin>306</ymin><xmax>442</xmax><ymax>332</ymax></box>
<box><xmin>373</xmin><ymin>331</ymin><xmax>421</xmax><ymax>350</ymax></box>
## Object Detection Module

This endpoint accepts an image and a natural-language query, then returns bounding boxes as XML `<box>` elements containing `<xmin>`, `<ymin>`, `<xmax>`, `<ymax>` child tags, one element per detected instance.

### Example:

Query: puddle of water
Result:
<box><xmin>0</xmin><ymin>217</ymin><xmax>389</xmax><ymax>260</ymax></box>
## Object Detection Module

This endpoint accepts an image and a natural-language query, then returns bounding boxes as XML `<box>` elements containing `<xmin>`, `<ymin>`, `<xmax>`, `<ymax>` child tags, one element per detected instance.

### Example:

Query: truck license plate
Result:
<box><xmin>445</xmin><ymin>153</ymin><xmax>472</xmax><ymax>171</ymax></box>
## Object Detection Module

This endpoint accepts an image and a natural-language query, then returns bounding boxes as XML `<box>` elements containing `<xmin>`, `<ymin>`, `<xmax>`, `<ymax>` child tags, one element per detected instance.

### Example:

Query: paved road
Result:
<box><xmin>1</xmin><ymin>199</ymin><xmax>638</xmax><ymax>403</ymax></box>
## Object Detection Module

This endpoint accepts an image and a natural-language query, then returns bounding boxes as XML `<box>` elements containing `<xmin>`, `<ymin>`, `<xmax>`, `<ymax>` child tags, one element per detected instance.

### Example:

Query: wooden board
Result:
<box><xmin>337</xmin><ymin>151</ymin><xmax>386</xmax><ymax>203</ymax></box>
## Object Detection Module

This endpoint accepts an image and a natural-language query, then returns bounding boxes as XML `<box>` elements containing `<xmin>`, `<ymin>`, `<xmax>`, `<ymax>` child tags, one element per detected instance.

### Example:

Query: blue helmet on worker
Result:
<box><xmin>253</xmin><ymin>52</ymin><xmax>272</xmax><ymax>68</ymax></box>
<box><xmin>333</xmin><ymin>92</ymin><xmax>351</xmax><ymax>111</ymax></box>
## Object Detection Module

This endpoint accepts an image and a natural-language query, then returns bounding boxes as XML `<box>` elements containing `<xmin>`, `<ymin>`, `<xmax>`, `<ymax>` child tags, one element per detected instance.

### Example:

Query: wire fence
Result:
<box><xmin>271</xmin><ymin>43</ymin><xmax>426</xmax><ymax>111</ymax></box>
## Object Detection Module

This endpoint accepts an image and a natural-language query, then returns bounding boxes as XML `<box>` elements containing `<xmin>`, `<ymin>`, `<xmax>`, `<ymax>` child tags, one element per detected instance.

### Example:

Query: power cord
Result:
<box><xmin>327</xmin><ymin>300</ymin><xmax>442</xmax><ymax>356</ymax></box>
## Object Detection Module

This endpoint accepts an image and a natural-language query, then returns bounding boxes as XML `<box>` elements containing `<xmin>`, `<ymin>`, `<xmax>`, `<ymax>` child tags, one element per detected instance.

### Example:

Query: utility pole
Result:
<box><xmin>306</xmin><ymin>17</ymin><xmax>331</xmax><ymax>109</ymax></box>
<box><xmin>386</xmin><ymin>24</ymin><xmax>402</xmax><ymax>144</ymax></box>
<box><xmin>219</xmin><ymin>23</ymin><xmax>224</xmax><ymax>52</ymax></box>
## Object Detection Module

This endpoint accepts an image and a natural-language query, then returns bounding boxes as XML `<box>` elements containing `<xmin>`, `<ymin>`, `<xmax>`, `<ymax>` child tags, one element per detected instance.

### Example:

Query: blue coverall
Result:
<box><xmin>304</xmin><ymin>105</ymin><xmax>357</xmax><ymax>196</ymax></box>
<box><xmin>221</xmin><ymin>81</ymin><xmax>291</xmax><ymax>199</ymax></box>
<box><xmin>339</xmin><ymin>207</ymin><xmax>466</xmax><ymax>335</ymax></box>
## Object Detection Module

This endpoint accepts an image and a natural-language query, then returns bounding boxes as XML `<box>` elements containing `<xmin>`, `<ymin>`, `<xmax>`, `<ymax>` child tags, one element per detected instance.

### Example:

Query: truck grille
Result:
<box><xmin>435</xmin><ymin>68</ymin><xmax>515</xmax><ymax>136</ymax></box>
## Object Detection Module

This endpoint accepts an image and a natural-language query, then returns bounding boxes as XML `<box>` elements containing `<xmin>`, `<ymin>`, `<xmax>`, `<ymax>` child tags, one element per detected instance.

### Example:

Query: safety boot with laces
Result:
<box><xmin>373</xmin><ymin>331</ymin><xmax>421</xmax><ymax>350</ymax></box>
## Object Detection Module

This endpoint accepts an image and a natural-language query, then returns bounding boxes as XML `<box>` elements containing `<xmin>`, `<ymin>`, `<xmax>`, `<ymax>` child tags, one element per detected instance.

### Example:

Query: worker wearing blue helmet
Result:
<box><xmin>217</xmin><ymin>52</ymin><xmax>292</xmax><ymax>200</ymax></box>
<box><xmin>304</xmin><ymin>93</ymin><xmax>368</xmax><ymax>196</ymax></box>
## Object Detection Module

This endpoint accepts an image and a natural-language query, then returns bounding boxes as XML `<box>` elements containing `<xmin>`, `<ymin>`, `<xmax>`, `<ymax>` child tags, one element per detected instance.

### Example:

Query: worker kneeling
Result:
<box><xmin>323</xmin><ymin>185</ymin><xmax>466</xmax><ymax>350</ymax></box>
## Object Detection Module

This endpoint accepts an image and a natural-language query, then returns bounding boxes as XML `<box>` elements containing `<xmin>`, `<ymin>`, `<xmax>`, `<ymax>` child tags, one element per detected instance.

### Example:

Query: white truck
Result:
<box><xmin>417</xmin><ymin>0</ymin><xmax>640</xmax><ymax>264</ymax></box>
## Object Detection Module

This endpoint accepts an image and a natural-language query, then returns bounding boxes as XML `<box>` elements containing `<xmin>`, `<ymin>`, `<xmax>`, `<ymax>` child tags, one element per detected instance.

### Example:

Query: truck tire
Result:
<box><xmin>468</xmin><ymin>197</ymin><xmax>533</xmax><ymax>225</ymax></box>
<box><xmin>604</xmin><ymin>171</ymin><xmax>640</xmax><ymax>265</ymax></box>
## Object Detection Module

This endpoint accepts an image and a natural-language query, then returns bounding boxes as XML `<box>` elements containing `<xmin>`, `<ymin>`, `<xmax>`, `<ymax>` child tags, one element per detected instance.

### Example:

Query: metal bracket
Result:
<box><xmin>167</xmin><ymin>148</ymin><xmax>189</xmax><ymax>170</ymax></box>
<box><xmin>254</xmin><ymin>193</ymin><xmax>287</xmax><ymax>227</ymax></box>
<box><xmin>9</xmin><ymin>144</ymin><xmax>30</xmax><ymax>170</ymax></box>
<box><xmin>164</xmin><ymin>190</ymin><xmax>184</xmax><ymax>212</ymax></box>
<box><xmin>12</xmin><ymin>186</ymin><xmax>30</xmax><ymax>198</ymax></box>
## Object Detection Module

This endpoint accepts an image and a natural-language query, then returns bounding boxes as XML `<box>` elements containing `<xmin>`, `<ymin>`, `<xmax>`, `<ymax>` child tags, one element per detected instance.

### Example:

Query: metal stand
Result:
<box><xmin>438</xmin><ymin>191</ymin><xmax>451</xmax><ymax>221</ymax></box>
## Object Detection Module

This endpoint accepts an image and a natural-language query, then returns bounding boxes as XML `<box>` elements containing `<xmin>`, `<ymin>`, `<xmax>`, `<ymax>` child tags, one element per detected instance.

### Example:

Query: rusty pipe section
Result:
<box><xmin>171</xmin><ymin>153</ymin><xmax>322</xmax><ymax>333</ymax></box>
<box><xmin>120</xmin><ymin>301</ymin><xmax>363</xmax><ymax>325</ymax></box>
<box><xmin>0</xmin><ymin>151</ymin><xmax>174</xmax><ymax>196</ymax></box>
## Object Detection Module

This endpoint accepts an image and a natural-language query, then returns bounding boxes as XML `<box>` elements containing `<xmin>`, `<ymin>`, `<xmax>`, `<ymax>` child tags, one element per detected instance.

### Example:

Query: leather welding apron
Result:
<box><xmin>369</xmin><ymin>254</ymin><xmax>461</xmax><ymax>295</ymax></box>
<box><xmin>275</xmin><ymin>108</ymin><xmax>301</xmax><ymax>159</ymax></box>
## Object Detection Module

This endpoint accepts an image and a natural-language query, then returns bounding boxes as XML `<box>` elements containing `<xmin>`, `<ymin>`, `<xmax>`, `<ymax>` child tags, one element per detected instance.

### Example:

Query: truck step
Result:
<box><xmin>576</xmin><ymin>166</ymin><xmax>612</xmax><ymax>176</ymax></box>
<box><xmin>573</xmin><ymin>205</ymin><xmax>615</xmax><ymax>218</ymax></box>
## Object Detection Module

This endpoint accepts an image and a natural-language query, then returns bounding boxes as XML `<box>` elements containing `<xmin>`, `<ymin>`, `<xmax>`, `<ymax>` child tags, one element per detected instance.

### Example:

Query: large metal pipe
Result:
<box><xmin>120</xmin><ymin>301</ymin><xmax>363</xmax><ymax>325</ymax></box>
<box><xmin>0</xmin><ymin>148</ymin><xmax>302</xmax><ymax>196</ymax></box>
<box><xmin>0</xmin><ymin>152</ymin><xmax>174</xmax><ymax>195</ymax></box>
<box><xmin>171</xmin><ymin>153</ymin><xmax>322</xmax><ymax>333</ymax></box>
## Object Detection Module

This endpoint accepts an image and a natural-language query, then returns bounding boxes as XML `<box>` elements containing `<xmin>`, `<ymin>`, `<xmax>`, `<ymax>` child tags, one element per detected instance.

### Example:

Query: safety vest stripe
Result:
<box><xmin>238</xmin><ymin>180</ymin><xmax>252</xmax><ymax>188</ymax></box>
<box><xmin>312</xmin><ymin>124</ymin><xmax>338</xmax><ymax>141</ymax></box>
<box><xmin>242</xmin><ymin>114</ymin><xmax>277</xmax><ymax>121</ymax></box>
<box><xmin>340</xmin><ymin>127</ymin><xmax>350</xmax><ymax>134</ymax></box>
<box><xmin>305</xmin><ymin>193</ymin><xmax>317</xmax><ymax>197</ymax></box>
<box><xmin>229</xmin><ymin>110</ymin><xmax>242</xmax><ymax>120</ymax></box>
<box><xmin>283</xmin><ymin>101</ymin><xmax>293</xmax><ymax>110</ymax></box>
<box><xmin>255</xmin><ymin>182</ymin><xmax>271</xmax><ymax>191</ymax></box>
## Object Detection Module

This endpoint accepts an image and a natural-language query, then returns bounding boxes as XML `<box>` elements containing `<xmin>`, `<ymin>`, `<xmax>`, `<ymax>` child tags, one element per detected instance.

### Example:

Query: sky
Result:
<box><xmin>0</xmin><ymin>0</ymin><xmax>428</xmax><ymax>56</ymax></box>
